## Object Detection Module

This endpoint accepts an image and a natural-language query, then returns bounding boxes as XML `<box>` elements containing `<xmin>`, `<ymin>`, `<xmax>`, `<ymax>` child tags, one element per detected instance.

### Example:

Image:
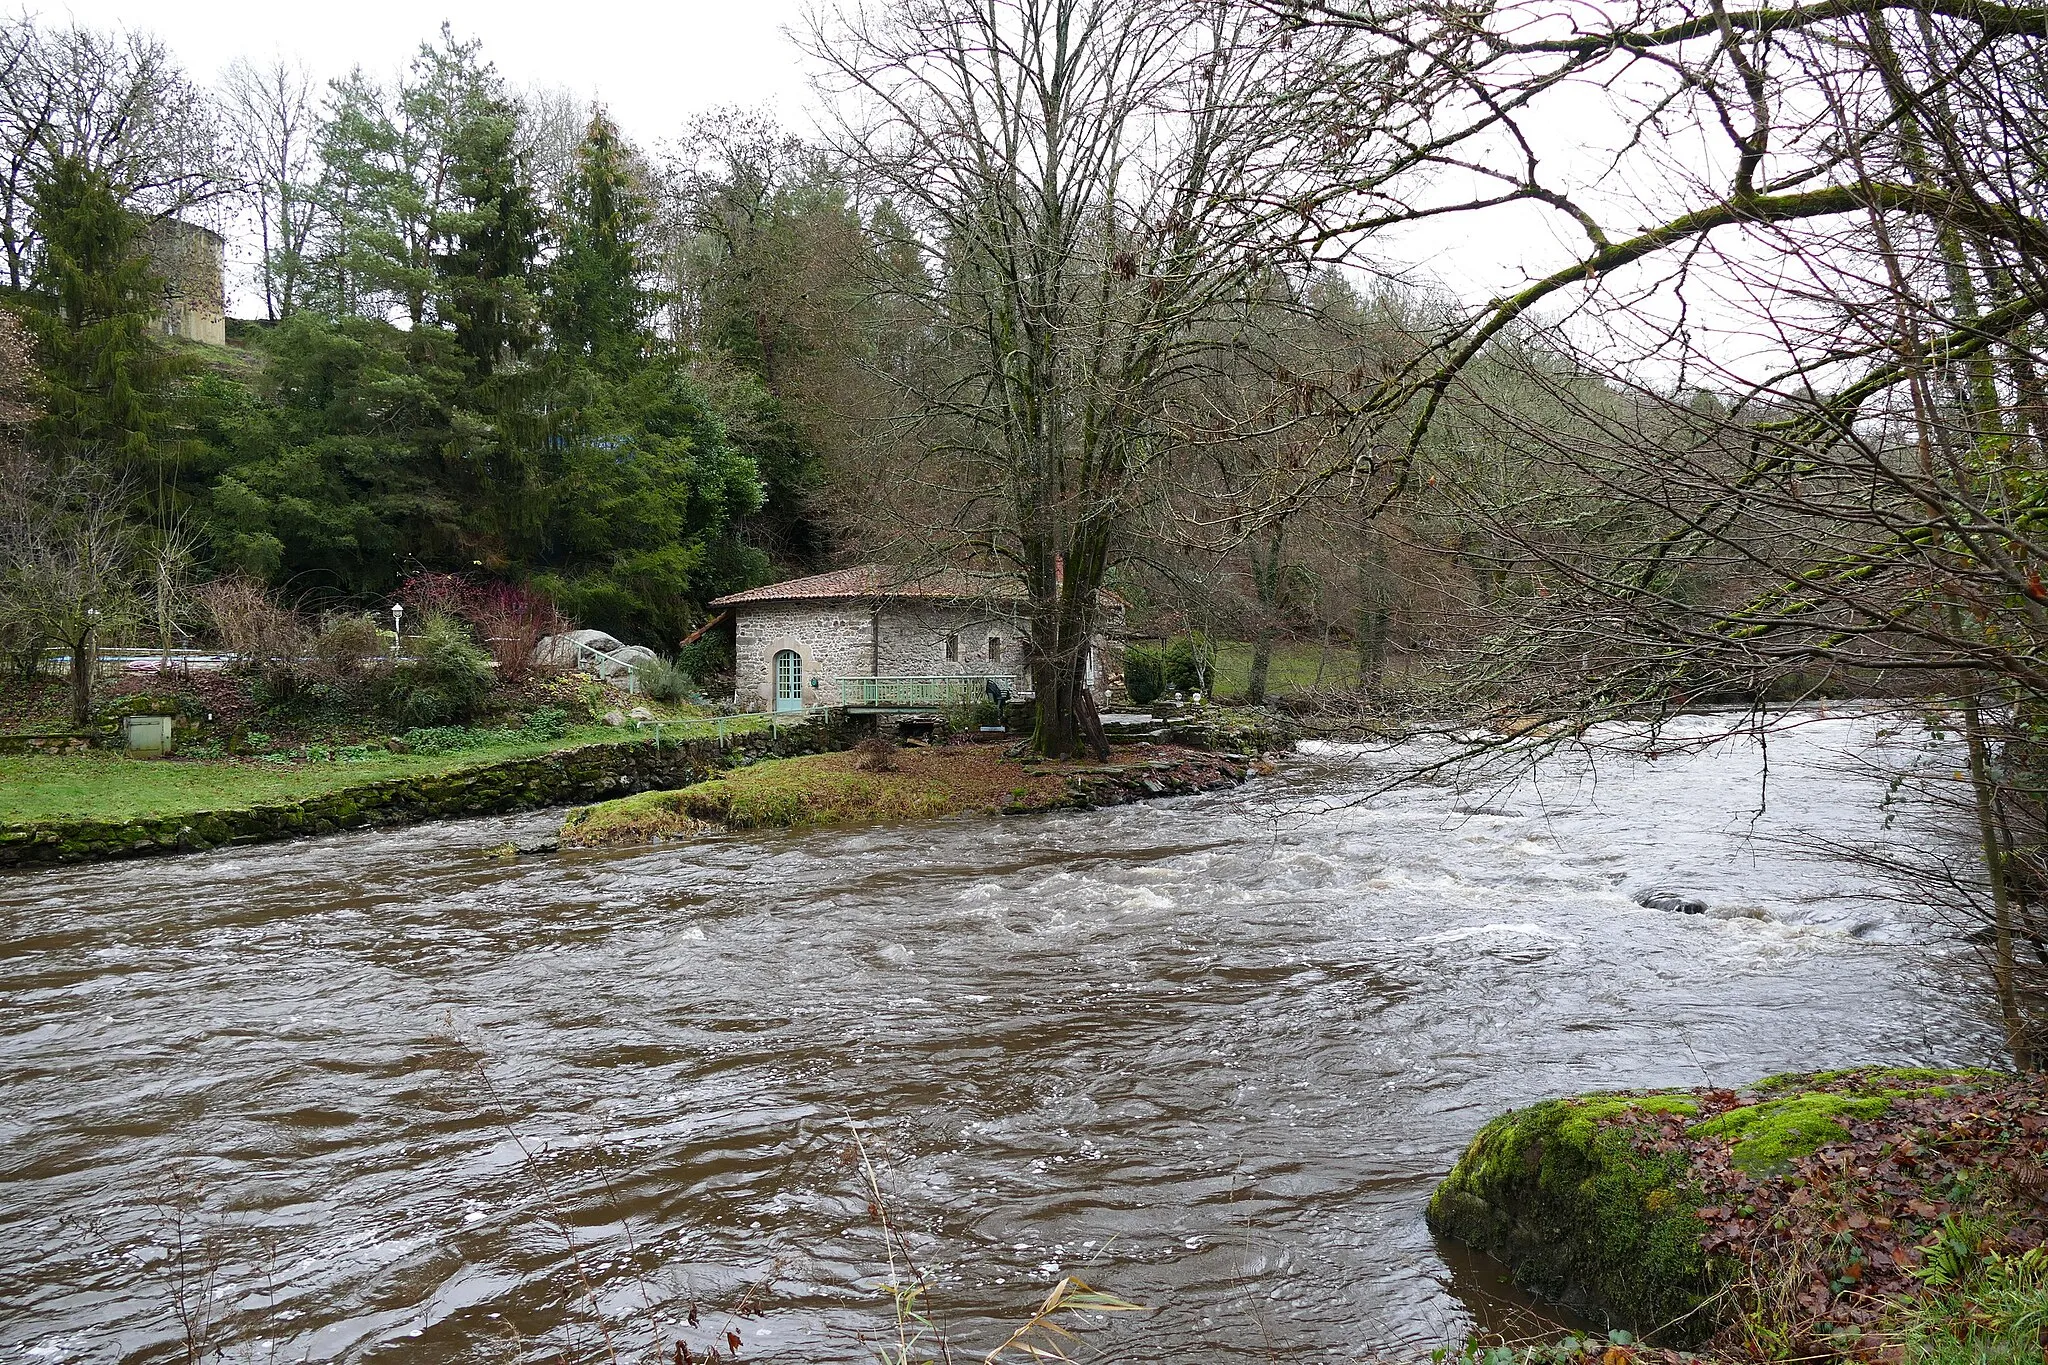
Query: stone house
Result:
<box><xmin>710</xmin><ymin>564</ymin><xmax>1124</xmax><ymax>713</ymax></box>
<box><xmin>142</xmin><ymin>219</ymin><xmax>227</xmax><ymax>346</ymax></box>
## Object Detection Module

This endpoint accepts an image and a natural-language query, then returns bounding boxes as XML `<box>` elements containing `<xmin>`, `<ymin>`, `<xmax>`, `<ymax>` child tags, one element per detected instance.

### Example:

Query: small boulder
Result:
<box><xmin>603</xmin><ymin>709</ymin><xmax>627</xmax><ymax>727</ymax></box>
<box><xmin>629</xmin><ymin>706</ymin><xmax>654</xmax><ymax>722</ymax></box>
<box><xmin>1636</xmin><ymin>889</ymin><xmax>1708</xmax><ymax>915</ymax></box>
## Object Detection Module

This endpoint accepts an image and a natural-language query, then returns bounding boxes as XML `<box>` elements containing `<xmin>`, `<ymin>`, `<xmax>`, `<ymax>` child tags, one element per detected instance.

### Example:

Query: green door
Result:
<box><xmin>773</xmin><ymin>650</ymin><xmax>804</xmax><ymax>711</ymax></box>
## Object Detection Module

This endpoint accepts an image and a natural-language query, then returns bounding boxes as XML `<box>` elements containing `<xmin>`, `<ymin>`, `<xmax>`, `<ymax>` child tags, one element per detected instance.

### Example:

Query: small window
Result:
<box><xmin>988</xmin><ymin>635</ymin><xmax>1002</xmax><ymax>662</ymax></box>
<box><xmin>945</xmin><ymin>633</ymin><xmax>958</xmax><ymax>662</ymax></box>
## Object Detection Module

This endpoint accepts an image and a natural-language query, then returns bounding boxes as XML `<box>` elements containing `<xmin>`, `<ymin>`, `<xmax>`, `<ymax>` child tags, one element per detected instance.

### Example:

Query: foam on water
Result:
<box><xmin>0</xmin><ymin>707</ymin><xmax>1999</xmax><ymax>1362</ymax></box>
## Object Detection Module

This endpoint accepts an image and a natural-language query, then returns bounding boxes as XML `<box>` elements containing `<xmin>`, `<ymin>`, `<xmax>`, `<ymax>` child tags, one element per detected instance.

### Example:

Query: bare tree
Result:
<box><xmin>1263</xmin><ymin>0</ymin><xmax>2048</xmax><ymax>1064</ymax></box>
<box><xmin>0</xmin><ymin>458</ymin><xmax>138</xmax><ymax>727</ymax></box>
<box><xmin>221</xmin><ymin>56</ymin><xmax>318</xmax><ymax>319</ymax></box>
<box><xmin>0</xmin><ymin>12</ymin><xmax>54</xmax><ymax>290</ymax></box>
<box><xmin>0</xmin><ymin>17</ymin><xmax>232</xmax><ymax>289</ymax></box>
<box><xmin>807</xmin><ymin>0</ymin><xmax>1402</xmax><ymax>755</ymax></box>
<box><xmin>515</xmin><ymin>82</ymin><xmax>593</xmax><ymax>214</ymax></box>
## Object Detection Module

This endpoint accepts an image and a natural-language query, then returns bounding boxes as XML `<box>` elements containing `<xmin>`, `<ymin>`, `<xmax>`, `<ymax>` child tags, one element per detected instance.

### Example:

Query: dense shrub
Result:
<box><xmin>1124</xmin><ymin>638</ymin><xmax>1205</xmax><ymax>704</ymax></box>
<box><xmin>309</xmin><ymin>613</ymin><xmax>385</xmax><ymax>680</ymax></box>
<box><xmin>677</xmin><ymin>634</ymin><xmax>734</xmax><ymax>695</ymax></box>
<box><xmin>398</xmin><ymin>571</ymin><xmax>567</xmax><ymax>683</ymax></box>
<box><xmin>942</xmin><ymin>700</ymin><xmax>1004</xmax><ymax>731</ymax></box>
<box><xmin>198</xmin><ymin>575</ymin><xmax>305</xmax><ymax>667</ymax></box>
<box><xmin>633</xmin><ymin>653</ymin><xmax>694</xmax><ymax>702</ymax></box>
<box><xmin>468</xmin><ymin>582</ymin><xmax>567</xmax><ymax>683</ymax></box>
<box><xmin>376</xmin><ymin>613</ymin><xmax>491</xmax><ymax>726</ymax></box>
<box><xmin>1124</xmin><ymin>646</ymin><xmax>1163</xmax><ymax>704</ymax></box>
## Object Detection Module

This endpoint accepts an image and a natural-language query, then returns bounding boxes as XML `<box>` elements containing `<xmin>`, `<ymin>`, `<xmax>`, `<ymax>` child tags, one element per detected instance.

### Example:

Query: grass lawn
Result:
<box><xmin>0</xmin><ymin>716</ymin><xmax>765</xmax><ymax>825</ymax></box>
<box><xmin>1207</xmin><ymin>640</ymin><xmax>1353</xmax><ymax>699</ymax></box>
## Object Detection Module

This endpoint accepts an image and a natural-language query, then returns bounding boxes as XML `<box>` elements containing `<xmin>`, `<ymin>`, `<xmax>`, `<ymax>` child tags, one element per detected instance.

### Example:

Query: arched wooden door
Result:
<box><xmin>773</xmin><ymin>649</ymin><xmax>804</xmax><ymax>711</ymax></box>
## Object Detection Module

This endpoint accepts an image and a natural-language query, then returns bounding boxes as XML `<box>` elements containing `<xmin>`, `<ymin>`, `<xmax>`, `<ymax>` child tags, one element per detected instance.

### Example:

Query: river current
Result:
<box><xmin>0</xmin><ymin>710</ymin><xmax>2002</xmax><ymax>1362</ymax></box>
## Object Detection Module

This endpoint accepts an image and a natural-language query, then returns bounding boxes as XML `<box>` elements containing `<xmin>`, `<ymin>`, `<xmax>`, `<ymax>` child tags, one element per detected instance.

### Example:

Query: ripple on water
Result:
<box><xmin>0</xmin><ymin>710</ymin><xmax>2002</xmax><ymax>1361</ymax></box>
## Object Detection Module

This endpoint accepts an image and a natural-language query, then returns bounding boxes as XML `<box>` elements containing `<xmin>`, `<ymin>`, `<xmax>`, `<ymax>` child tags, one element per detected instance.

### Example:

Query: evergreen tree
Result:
<box><xmin>307</xmin><ymin>28</ymin><xmax>498</xmax><ymax>326</ymax></box>
<box><xmin>436</xmin><ymin>94</ymin><xmax>542</xmax><ymax>375</ymax></box>
<box><xmin>548</xmin><ymin>108</ymin><xmax>648</xmax><ymax>370</ymax></box>
<box><xmin>23</xmin><ymin>154</ymin><xmax>172</xmax><ymax>475</ymax></box>
<box><xmin>307</xmin><ymin>69</ymin><xmax>408</xmax><ymax>319</ymax></box>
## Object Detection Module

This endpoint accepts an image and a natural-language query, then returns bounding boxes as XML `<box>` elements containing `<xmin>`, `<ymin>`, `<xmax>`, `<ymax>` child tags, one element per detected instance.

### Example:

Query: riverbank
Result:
<box><xmin>559</xmin><ymin>740</ymin><xmax>1263</xmax><ymax>844</ymax></box>
<box><xmin>1429</xmin><ymin>1067</ymin><xmax>2048</xmax><ymax>1361</ymax></box>
<box><xmin>0</xmin><ymin>715</ymin><xmax>852</xmax><ymax>867</ymax></box>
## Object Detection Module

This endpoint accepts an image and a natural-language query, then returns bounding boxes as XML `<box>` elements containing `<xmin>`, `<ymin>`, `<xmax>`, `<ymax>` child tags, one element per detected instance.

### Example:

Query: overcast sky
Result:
<box><xmin>33</xmin><ymin>0</ymin><xmax>1757</xmax><ymax>369</ymax></box>
<box><xmin>37</xmin><ymin>1</ymin><xmax>824</xmax><ymax>311</ymax></box>
<box><xmin>46</xmin><ymin>0</ymin><xmax>823</xmax><ymax>138</ymax></box>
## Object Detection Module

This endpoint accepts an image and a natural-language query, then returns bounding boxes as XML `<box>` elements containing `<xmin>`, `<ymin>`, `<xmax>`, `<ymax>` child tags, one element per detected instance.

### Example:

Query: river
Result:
<box><xmin>0</xmin><ymin>709</ymin><xmax>2000</xmax><ymax>1363</ymax></box>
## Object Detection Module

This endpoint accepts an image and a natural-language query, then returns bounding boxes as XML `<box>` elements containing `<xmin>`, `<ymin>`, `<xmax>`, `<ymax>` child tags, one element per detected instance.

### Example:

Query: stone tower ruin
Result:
<box><xmin>143</xmin><ymin>219</ymin><xmax>226</xmax><ymax>346</ymax></box>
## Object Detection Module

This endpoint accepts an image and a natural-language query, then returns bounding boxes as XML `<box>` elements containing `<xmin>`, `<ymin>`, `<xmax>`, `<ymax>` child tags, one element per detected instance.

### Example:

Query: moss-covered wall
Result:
<box><xmin>0</xmin><ymin>718</ymin><xmax>856</xmax><ymax>868</ymax></box>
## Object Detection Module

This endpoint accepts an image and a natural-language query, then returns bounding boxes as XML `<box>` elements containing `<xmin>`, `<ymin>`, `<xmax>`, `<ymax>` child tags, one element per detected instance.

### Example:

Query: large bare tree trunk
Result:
<box><xmin>809</xmin><ymin>0</ymin><xmax>1389</xmax><ymax>755</ymax></box>
<box><xmin>1964</xmin><ymin>690</ymin><xmax>2034</xmax><ymax>1069</ymax></box>
<box><xmin>66</xmin><ymin>622</ymin><xmax>94</xmax><ymax>728</ymax></box>
<box><xmin>1356</xmin><ymin>527</ymin><xmax>1390</xmax><ymax>691</ymax></box>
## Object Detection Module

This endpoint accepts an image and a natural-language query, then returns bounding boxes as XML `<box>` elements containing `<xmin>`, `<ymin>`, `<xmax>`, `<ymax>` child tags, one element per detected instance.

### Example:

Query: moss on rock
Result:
<box><xmin>1689</xmin><ymin>1092</ymin><xmax>1891</xmax><ymax>1175</ymax></box>
<box><xmin>563</xmin><ymin>747</ymin><xmax>1073</xmax><ymax>843</ymax></box>
<box><xmin>1428</xmin><ymin>1068</ymin><xmax>2023</xmax><ymax>1350</ymax></box>
<box><xmin>1426</xmin><ymin>1092</ymin><xmax>1719</xmax><ymax>1345</ymax></box>
<box><xmin>561</xmin><ymin>743</ymin><xmax>1263</xmax><ymax>844</ymax></box>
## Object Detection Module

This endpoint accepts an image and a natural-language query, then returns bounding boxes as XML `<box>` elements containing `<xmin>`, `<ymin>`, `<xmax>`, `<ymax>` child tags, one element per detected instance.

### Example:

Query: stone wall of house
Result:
<box><xmin>733</xmin><ymin>599</ymin><xmax>1036</xmax><ymax>710</ymax></box>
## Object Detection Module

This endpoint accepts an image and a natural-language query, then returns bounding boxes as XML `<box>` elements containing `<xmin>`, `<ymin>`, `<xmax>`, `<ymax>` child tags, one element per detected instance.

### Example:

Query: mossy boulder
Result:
<box><xmin>1426</xmin><ymin>1068</ymin><xmax>2017</xmax><ymax>1349</ymax></box>
<box><xmin>1426</xmin><ymin>1092</ymin><xmax>1717</xmax><ymax>1344</ymax></box>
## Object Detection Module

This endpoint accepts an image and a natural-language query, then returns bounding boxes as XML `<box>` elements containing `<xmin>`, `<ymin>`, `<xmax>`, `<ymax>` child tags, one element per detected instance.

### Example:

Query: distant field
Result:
<box><xmin>1206</xmin><ymin>640</ymin><xmax>1353</xmax><ymax>699</ymax></box>
<box><xmin>0</xmin><ymin>717</ymin><xmax>762</xmax><ymax>825</ymax></box>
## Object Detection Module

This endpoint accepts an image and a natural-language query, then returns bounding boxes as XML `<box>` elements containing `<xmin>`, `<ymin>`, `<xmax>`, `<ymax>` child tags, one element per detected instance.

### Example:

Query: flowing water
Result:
<box><xmin>0</xmin><ymin>709</ymin><xmax>2002</xmax><ymax>1363</ymax></box>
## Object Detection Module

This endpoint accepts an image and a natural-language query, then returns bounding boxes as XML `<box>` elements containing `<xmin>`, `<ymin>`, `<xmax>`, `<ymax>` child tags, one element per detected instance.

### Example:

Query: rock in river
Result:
<box><xmin>1635</xmin><ymin>888</ymin><xmax>1707</xmax><ymax>915</ymax></box>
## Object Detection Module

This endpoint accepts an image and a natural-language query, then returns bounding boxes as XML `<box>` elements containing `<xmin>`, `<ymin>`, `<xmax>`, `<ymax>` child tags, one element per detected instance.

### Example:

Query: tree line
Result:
<box><xmin>0</xmin><ymin>17</ymin><xmax>874</xmax><ymax>689</ymax></box>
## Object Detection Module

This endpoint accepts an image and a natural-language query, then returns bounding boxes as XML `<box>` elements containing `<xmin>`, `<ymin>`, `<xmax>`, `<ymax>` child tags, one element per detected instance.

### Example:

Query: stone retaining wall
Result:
<box><xmin>0</xmin><ymin>732</ymin><xmax>95</xmax><ymax>755</ymax></box>
<box><xmin>0</xmin><ymin>718</ymin><xmax>855</xmax><ymax>869</ymax></box>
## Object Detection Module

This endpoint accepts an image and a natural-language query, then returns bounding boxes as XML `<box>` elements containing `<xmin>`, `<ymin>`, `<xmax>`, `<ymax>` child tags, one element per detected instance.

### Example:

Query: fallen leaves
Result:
<box><xmin>1600</xmin><ymin>1071</ymin><xmax>2048</xmax><ymax>1361</ymax></box>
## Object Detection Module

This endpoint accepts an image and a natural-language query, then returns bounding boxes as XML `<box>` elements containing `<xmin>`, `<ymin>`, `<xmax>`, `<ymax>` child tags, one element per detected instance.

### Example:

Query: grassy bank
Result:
<box><xmin>562</xmin><ymin>742</ymin><xmax>1257</xmax><ymax>845</ymax></box>
<box><xmin>0</xmin><ymin>716</ymin><xmax>763</xmax><ymax>825</ymax></box>
<box><xmin>1429</xmin><ymin>1068</ymin><xmax>2048</xmax><ymax>1362</ymax></box>
<box><xmin>1209</xmin><ymin>640</ymin><xmax>1346</xmax><ymax>697</ymax></box>
<box><xmin>562</xmin><ymin>746</ymin><xmax>1061</xmax><ymax>843</ymax></box>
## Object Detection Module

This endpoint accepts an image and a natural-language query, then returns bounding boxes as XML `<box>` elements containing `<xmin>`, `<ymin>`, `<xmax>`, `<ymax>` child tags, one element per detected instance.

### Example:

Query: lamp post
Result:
<box><xmin>390</xmin><ymin>603</ymin><xmax>404</xmax><ymax>658</ymax></box>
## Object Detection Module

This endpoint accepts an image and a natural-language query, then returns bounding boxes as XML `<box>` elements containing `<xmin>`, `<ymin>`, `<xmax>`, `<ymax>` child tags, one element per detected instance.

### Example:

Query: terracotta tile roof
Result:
<box><xmin>709</xmin><ymin>564</ymin><xmax>1024</xmax><ymax>608</ymax></box>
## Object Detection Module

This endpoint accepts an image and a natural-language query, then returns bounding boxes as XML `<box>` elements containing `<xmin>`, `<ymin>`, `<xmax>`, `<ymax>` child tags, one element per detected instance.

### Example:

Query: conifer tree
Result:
<box><xmin>548</xmin><ymin>108</ymin><xmax>648</xmax><ymax>370</ymax></box>
<box><xmin>23</xmin><ymin>153</ymin><xmax>171</xmax><ymax>475</ymax></box>
<box><xmin>436</xmin><ymin>94</ymin><xmax>542</xmax><ymax>375</ymax></box>
<box><xmin>307</xmin><ymin>28</ymin><xmax>499</xmax><ymax>326</ymax></box>
<box><xmin>306</xmin><ymin>69</ymin><xmax>407</xmax><ymax>319</ymax></box>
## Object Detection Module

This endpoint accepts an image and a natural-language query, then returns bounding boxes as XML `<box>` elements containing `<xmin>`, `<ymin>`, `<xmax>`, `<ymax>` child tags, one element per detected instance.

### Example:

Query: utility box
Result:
<box><xmin>121</xmin><ymin>715</ymin><xmax>173</xmax><ymax>756</ymax></box>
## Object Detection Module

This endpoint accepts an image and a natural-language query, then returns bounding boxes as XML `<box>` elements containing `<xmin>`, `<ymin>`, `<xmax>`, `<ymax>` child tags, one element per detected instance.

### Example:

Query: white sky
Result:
<box><xmin>41</xmin><ymin>0</ymin><xmax>824</xmax><ymax>312</ymax></box>
<box><xmin>35</xmin><ymin>0</ymin><xmax>1785</xmax><ymax>383</ymax></box>
<box><xmin>46</xmin><ymin>0</ymin><xmax>822</xmax><ymax>137</ymax></box>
